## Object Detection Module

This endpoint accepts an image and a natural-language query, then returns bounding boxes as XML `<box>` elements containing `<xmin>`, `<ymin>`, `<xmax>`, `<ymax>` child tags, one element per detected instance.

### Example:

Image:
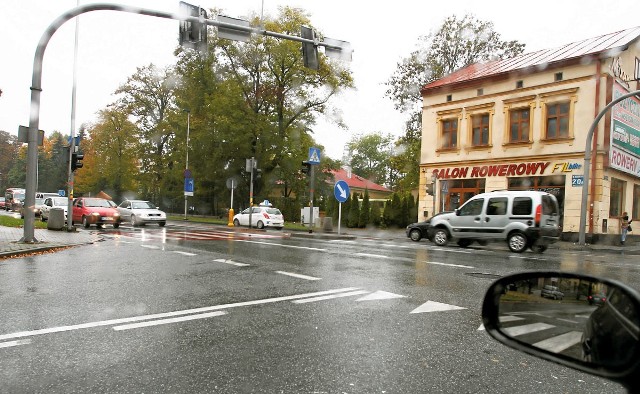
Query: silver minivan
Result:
<box><xmin>427</xmin><ymin>190</ymin><xmax>560</xmax><ymax>253</ymax></box>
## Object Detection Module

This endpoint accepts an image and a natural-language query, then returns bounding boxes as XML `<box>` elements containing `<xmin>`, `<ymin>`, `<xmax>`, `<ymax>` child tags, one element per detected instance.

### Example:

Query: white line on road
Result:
<box><xmin>172</xmin><ymin>251</ymin><xmax>197</xmax><ymax>256</ymax></box>
<box><xmin>424</xmin><ymin>261</ymin><xmax>474</xmax><ymax>269</ymax></box>
<box><xmin>276</xmin><ymin>271</ymin><xmax>321</xmax><ymax>281</ymax></box>
<box><xmin>0</xmin><ymin>288</ymin><xmax>359</xmax><ymax>342</ymax></box>
<box><xmin>113</xmin><ymin>311</ymin><xmax>227</xmax><ymax>331</ymax></box>
<box><xmin>140</xmin><ymin>244</ymin><xmax>160</xmax><ymax>249</ymax></box>
<box><xmin>0</xmin><ymin>339</ymin><xmax>31</xmax><ymax>348</ymax></box>
<box><xmin>292</xmin><ymin>290</ymin><xmax>370</xmax><ymax>304</ymax></box>
<box><xmin>533</xmin><ymin>331</ymin><xmax>583</xmax><ymax>353</ymax></box>
<box><xmin>355</xmin><ymin>253</ymin><xmax>388</xmax><ymax>259</ymax></box>
<box><xmin>239</xmin><ymin>240</ymin><xmax>326</xmax><ymax>251</ymax></box>
<box><xmin>503</xmin><ymin>323</ymin><xmax>555</xmax><ymax>337</ymax></box>
<box><xmin>213</xmin><ymin>258</ymin><xmax>250</xmax><ymax>267</ymax></box>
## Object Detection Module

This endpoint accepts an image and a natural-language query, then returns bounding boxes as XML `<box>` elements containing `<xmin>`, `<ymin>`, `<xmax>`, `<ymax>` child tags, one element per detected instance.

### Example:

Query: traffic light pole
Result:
<box><xmin>249</xmin><ymin>157</ymin><xmax>254</xmax><ymax>229</ymax></box>
<box><xmin>20</xmin><ymin>3</ymin><xmax>351</xmax><ymax>242</ymax></box>
<box><xmin>308</xmin><ymin>164</ymin><xmax>315</xmax><ymax>233</ymax></box>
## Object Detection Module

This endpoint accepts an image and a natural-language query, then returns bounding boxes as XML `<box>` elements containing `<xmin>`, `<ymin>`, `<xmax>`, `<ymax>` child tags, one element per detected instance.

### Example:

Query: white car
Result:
<box><xmin>233</xmin><ymin>206</ymin><xmax>284</xmax><ymax>229</ymax></box>
<box><xmin>40</xmin><ymin>196</ymin><xmax>69</xmax><ymax>222</ymax></box>
<box><xmin>117</xmin><ymin>200</ymin><xmax>166</xmax><ymax>226</ymax></box>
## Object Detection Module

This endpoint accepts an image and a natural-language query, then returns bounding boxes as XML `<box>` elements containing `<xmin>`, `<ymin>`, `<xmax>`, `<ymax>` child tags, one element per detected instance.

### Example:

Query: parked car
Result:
<box><xmin>72</xmin><ymin>197</ymin><xmax>121</xmax><ymax>228</ymax></box>
<box><xmin>427</xmin><ymin>190</ymin><xmax>560</xmax><ymax>253</ymax></box>
<box><xmin>20</xmin><ymin>197</ymin><xmax>46</xmax><ymax>218</ymax></box>
<box><xmin>406</xmin><ymin>211</ymin><xmax>451</xmax><ymax>241</ymax></box>
<box><xmin>540</xmin><ymin>285</ymin><xmax>564</xmax><ymax>300</ymax></box>
<box><xmin>117</xmin><ymin>200</ymin><xmax>166</xmax><ymax>226</ymax></box>
<box><xmin>40</xmin><ymin>196</ymin><xmax>69</xmax><ymax>222</ymax></box>
<box><xmin>588</xmin><ymin>292</ymin><xmax>607</xmax><ymax>306</ymax></box>
<box><xmin>0</xmin><ymin>197</ymin><xmax>5</xmax><ymax>210</ymax></box>
<box><xmin>233</xmin><ymin>205</ymin><xmax>284</xmax><ymax>229</ymax></box>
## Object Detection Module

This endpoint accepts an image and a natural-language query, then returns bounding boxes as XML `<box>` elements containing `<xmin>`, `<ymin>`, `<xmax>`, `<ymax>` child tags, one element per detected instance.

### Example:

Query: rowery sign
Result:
<box><xmin>432</xmin><ymin>161</ymin><xmax>582</xmax><ymax>179</ymax></box>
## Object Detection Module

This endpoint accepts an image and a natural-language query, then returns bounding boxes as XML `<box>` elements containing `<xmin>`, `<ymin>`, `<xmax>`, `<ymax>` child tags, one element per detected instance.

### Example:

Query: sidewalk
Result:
<box><xmin>1</xmin><ymin>223</ymin><xmax>639</xmax><ymax>259</ymax></box>
<box><xmin>0</xmin><ymin>226</ymin><xmax>100</xmax><ymax>259</ymax></box>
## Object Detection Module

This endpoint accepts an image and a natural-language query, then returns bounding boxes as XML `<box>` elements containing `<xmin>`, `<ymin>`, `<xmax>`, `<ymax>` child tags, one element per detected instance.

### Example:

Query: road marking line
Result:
<box><xmin>239</xmin><ymin>240</ymin><xmax>326</xmax><ymax>251</ymax></box>
<box><xmin>292</xmin><ymin>290</ymin><xmax>370</xmax><ymax>304</ymax></box>
<box><xmin>424</xmin><ymin>261</ymin><xmax>474</xmax><ymax>269</ymax></box>
<box><xmin>140</xmin><ymin>244</ymin><xmax>160</xmax><ymax>249</ymax></box>
<box><xmin>0</xmin><ymin>339</ymin><xmax>31</xmax><ymax>348</ymax></box>
<box><xmin>533</xmin><ymin>331</ymin><xmax>583</xmax><ymax>353</ymax></box>
<box><xmin>276</xmin><ymin>271</ymin><xmax>321</xmax><ymax>281</ymax></box>
<box><xmin>478</xmin><ymin>315</ymin><xmax>525</xmax><ymax>330</ymax></box>
<box><xmin>113</xmin><ymin>311</ymin><xmax>227</xmax><ymax>331</ymax></box>
<box><xmin>0</xmin><ymin>287</ymin><xmax>359</xmax><ymax>342</ymax></box>
<box><xmin>356</xmin><ymin>291</ymin><xmax>406</xmax><ymax>301</ymax></box>
<box><xmin>503</xmin><ymin>322</ymin><xmax>555</xmax><ymax>336</ymax></box>
<box><xmin>410</xmin><ymin>301</ymin><xmax>467</xmax><ymax>314</ymax></box>
<box><xmin>172</xmin><ymin>251</ymin><xmax>197</xmax><ymax>256</ymax></box>
<box><xmin>355</xmin><ymin>253</ymin><xmax>388</xmax><ymax>259</ymax></box>
<box><xmin>329</xmin><ymin>240</ymin><xmax>356</xmax><ymax>243</ymax></box>
<box><xmin>213</xmin><ymin>258</ymin><xmax>250</xmax><ymax>267</ymax></box>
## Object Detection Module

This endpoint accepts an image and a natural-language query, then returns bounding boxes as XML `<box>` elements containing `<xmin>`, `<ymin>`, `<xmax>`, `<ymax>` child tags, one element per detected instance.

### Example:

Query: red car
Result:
<box><xmin>72</xmin><ymin>197</ymin><xmax>122</xmax><ymax>228</ymax></box>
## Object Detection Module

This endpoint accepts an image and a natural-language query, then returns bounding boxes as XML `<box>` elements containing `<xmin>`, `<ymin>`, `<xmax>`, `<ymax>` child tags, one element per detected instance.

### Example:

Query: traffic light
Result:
<box><xmin>71</xmin><ymin>152</ymin><xmax>84</xmax><ymax>171</ymax></box>
<box><xmin>301</xmin><ymin>161</ymin><xmax>311</xmax><ymax>175</ymax></box>
<box><xmin>253</xmin><ymin>168</ymin><xmax>262</xmax><ymax>180</ymax></box>
<box><xmin>426</xmin><ymin>183</ymin><xmax>434</xmax><ymax>196</ymax></box>
<box><xmin>179</xmin><ymin>1</ymin><xmax>208</xmax><ymax>51</ymax></box>
<box><xmin>300</xmin><ymin>26</ymin><xmax>319</xmax><ymax>70</ymax></box>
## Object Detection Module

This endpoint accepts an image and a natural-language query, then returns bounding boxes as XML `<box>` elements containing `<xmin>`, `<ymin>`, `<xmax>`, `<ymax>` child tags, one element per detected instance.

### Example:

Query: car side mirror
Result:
<box><xmin>454</xmin><ymin>208</ymin><xmax>460</xmax><ymax>216</ymax></box>
<box><xmin>482</xmin><ymin>271</ymin><xmax>640</xmax><ymax>391</ymax></box>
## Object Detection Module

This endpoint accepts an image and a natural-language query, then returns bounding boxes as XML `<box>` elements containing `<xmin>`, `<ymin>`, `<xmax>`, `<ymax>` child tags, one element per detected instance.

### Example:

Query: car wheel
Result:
<box><xmin>508</xmin><ymin>232</ymin><xmax>528</xmax><ymax>253</ymax></box>
<box><xmin>159</xmin><ymin>222</ymin><xmax>166</xmax><ymax>227</ymax></box>
<box><xmin>256</xmin><ymin>221</ymin><xmax>265</xmax><ymax>229</ymax></box>
<box><xmin>457</xmin><ymin>239</ymin><xmax>473</xmax><ymax>248</ymax></box>
<box><xmin>113</xmin><ymin>223</ymin><xmax>120</xmax><ymax>229</ymax></box>
<box><xmin>409</xmin><ymin>229</ymin><xmax>422</xmax><ymax>242</ymax></box>
<box><xmin>233</xmin><ymin>219</ymin><xmax>240</xmax><ymax>227</ymax></box>
<box><xmin>40</xmin><ymin>215</ymin><xmax>46</xmax><ymax>222</ymax></box>
<box><xmin>82</xmin><ymin>216</ymin><xmax>90</xmax><ymax>228</ymax></box>
<box><xmin>432</xmin><ymin>228</ymin><xmax>449</xmax><ymax>246</ymax></box>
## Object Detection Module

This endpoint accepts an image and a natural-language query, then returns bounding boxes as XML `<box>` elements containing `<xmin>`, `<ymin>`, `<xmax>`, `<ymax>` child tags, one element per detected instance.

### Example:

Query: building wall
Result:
<box><xmin>418</xmin><ymin>47</ymin><xmax>640</xmax><ymax>237</ymax></box>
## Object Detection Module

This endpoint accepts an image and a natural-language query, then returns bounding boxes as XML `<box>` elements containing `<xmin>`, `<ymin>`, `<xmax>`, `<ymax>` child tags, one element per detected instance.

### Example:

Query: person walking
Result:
<box><xmin>620</xmin><ymin>212</ymin><xmax>631</xmax><ymax>245</ymax></box>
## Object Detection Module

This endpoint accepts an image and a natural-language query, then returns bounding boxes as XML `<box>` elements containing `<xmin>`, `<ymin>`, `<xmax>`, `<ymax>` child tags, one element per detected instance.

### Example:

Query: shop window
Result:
<box><xmin>609</xmin><ymin>178</ymin><xmax>625</xmax><ymax>217</ymax></box>
<box><xmin>441</xmin><ymin>118</ymin><xmax>458</xmax><ymax>149</ymax></box>
<box><xmin>509</xmin><ymin>108</ymin><xmax>530</xmax><ymax>142</ymax></box>
<box><xmin>545</xmin><ymin>101</ymin><xmax>570</xmax><ymax>139</ymax></box>
<box><xmin>634</xmin><ymin>184</ymin><xmax>640</xmax><ymax>220</ymax></box>
<box><xmin>471</xmin><ymin>114</ymin><xmax>490</xmax><ymax>146</ymax></box>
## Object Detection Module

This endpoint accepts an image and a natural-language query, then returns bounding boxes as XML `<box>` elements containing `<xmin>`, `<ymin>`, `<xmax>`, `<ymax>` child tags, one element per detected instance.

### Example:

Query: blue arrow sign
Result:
<box><xmin>334</xmin><ymin>180</ymin><xmax>350</xmax><ymax>203</ymax></box>
<box><xmin>308</xmin><ymin>147</ymin><xmax>321</xmax><ymax>164</ymax></box>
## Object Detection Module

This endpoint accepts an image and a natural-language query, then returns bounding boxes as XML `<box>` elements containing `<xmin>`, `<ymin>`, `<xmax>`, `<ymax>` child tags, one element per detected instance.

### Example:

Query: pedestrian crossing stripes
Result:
<box><xmin>110</xmin><ymin>227</ymin><xmax>286</xmax><ymax>242</ymax></box>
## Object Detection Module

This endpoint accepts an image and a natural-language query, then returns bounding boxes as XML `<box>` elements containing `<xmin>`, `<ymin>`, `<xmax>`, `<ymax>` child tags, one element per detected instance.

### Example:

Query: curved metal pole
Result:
<box><xmin>578</xmin><ymin>89</ymin><xmax>640</xmax><ymax>245</ymax></box>
<box><xmin>21</xmin><ymin>3</ymin><xmax>200</xmax><ymax>242</ymax></box>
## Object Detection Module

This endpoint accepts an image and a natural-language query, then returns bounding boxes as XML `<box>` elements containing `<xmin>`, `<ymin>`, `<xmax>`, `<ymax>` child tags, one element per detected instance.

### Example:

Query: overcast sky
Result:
<box><xmin>1</xmin><ymin>1</ymin><xmax>638</xmax><ymax>160</ymax></box>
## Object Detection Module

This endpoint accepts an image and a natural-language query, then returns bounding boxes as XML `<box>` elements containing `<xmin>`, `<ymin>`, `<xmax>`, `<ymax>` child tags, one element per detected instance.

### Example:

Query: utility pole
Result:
<box><xmin>183</xmin><ymin>109</ymin><xmax>190</xmax><ymax>220</ymax></box>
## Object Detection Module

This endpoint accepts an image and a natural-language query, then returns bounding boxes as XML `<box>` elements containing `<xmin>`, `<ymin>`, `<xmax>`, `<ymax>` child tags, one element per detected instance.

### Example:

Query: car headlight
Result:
<box><xmin>114</xmin><ymin>212</ymin><xmax>120</xmax><ymax>217</ymax></box>
<box><xmin>91</xmin><ymin>212</ymin><xmax>100</xmax><ymax>216</ymax></box>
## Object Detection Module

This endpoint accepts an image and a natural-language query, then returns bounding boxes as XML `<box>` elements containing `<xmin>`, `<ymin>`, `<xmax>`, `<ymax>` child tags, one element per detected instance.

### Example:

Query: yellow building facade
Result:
<box><xmin>418</xmin><ymin>27</ymin><xmax>640</xmax><ymax>241</ymax></box>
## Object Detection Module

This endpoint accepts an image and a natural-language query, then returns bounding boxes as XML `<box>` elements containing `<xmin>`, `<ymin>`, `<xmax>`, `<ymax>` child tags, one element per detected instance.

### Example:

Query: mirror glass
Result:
<box><xmin>497</xmin><ymin>276</ymin><xmax>640</xmax><ymax>367</ymax></box>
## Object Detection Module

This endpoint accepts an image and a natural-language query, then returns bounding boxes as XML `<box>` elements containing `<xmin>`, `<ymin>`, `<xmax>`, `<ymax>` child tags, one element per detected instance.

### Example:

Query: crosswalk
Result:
<box><xmin>105</xmin><ymin>225</ymin><xmax>287</xmax><ymax>242</ymax></box>
<box><xmin>479</xmin><ymin>312</ymin><xmax>588</xmax><ymax>356</ymax></box>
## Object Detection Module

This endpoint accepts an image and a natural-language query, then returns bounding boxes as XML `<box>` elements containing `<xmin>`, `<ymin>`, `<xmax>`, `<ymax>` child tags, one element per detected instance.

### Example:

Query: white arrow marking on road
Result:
<box><xmin>356</xmin><ymin>291</ymin><xmax>406</xmax><ymax>301</ymax></box>
<box><xmin>213</xmin><ymin>258</ymin><xmax>249</xmax><ymax>267</ymax></box>
<box><xmin>113</xmin><ymin>311</ymin><xmax>227</xmax><ymax>331</ymax></box>
<box><xmin>173</xmin><ymin>251</ymin><xmax>196</xmax><ymax>256</ymax></box>
<box><xmin>337</xmin><ymin>183</ymin><xmax>347</xmax><ymax>199</ymax></box>
<box><xmin>410</xmin><ymin>301</ymin><xmax>467</xmax><ymax>314</ymax></box>
<box><xmin>276</xmin><ymin>271</ymin><xmax>321</xmax><ymax>281</ymax></box>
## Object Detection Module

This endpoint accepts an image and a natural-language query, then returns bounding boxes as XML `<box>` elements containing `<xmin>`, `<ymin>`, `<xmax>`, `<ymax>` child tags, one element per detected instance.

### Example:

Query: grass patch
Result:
<box><xmin>0</xmin><ymin>215</ymin><xmax>48</xmax><ymax>229</ymax></box>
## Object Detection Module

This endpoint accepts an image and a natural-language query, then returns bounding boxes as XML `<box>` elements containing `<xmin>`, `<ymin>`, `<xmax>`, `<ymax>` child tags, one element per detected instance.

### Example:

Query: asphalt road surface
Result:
<box><xmin>0</xmin><ymin>222</ymin><xmax>635</xmax><ymax>393</ymax></box>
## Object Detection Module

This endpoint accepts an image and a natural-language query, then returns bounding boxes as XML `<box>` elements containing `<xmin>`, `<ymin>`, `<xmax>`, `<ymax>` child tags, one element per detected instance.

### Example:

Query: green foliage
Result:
<box><xmin>359</xmin><ymin>189</ymin><xmax>370</xmax><ymax>228</ymax></box>
<box><xmin>347</xmin><ymin>192</ymin><xmax>360</xmax><ymax>228</ymax></box>
<box><xmin>347</xmin><ymin>132</ymin><xmax>394</xmax><ymax>187</ymax></box>
<box><xmin>0</xmin><ymin>131</ymin><xmax>19</xmax><ymax>191</ymax></box>
<box><xmin>370</xmin><ymin>201</ymin><xmax>382</xmax><ymax>227</ymax></box>
<box><xmin>382</xmin><ymin>199</ymin><xmax>392</xmax><ymax>228</ymax></box>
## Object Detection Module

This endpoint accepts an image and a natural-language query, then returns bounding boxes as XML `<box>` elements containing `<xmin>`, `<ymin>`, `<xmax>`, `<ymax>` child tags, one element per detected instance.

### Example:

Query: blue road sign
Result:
<box><xmin>184</xmin><ymin>177</ymin><xmax>194</xmax><ymax>196</ymax></box>
<box><xmin>58</xmin><ymin>190</ymin><xmax>65</xmax><ymax>197</ymax></box>
<box><xmin>308</xmin><ymin>147</ymin><xmax>321</xmax><ymax>164</ymax></box>
<box><xmin>334</xmin><ymin>180</ymin><xmax>350</xmax><ymax>203</ymax></box>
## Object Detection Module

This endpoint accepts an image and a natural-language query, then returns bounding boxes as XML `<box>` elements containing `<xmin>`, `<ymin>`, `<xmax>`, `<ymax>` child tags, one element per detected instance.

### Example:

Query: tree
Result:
<box><xmin>0</xmin><ymin>130</ymin><xmax>19</xmax><ymax>190</ymax></box>
<box><xmin>359</xmin><ymin>189</ymin><xmax>370</xmax><ymax>228</ymax></box>
<box><xmin>385</xmin><ymin>14</ymin><xmax>525</xmax><ymax>190</ymax></box>
<box><xmin>370</xmin><ymin>201</ymin><xmax>382</xmax><ymax>227</ymax></box>
<box><xmin>348</xmin><ymin>192</ymin><xmax>360</xmax><ymax>228</ymax></box>
<box><xmin>347</xmin><ymin>132</ymin><xmax>394</xmax><ymax>186</ymax></box>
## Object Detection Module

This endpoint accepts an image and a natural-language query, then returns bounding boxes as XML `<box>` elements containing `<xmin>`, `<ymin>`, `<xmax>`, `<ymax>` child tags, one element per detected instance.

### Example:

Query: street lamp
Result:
<box><xmin>431</xmin><ymin>172</ymin><xmax>437</xmax><ymax>216</ymax></box>
<box><xmin>183</xmin><ymin>109</ymin><xmax>190</xmax><ymax>220</ymax></box>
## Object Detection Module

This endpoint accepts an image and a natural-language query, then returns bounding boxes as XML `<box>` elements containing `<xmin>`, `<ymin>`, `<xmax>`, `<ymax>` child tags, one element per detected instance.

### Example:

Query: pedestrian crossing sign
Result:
<box><xmin>308</xmin><ymin>147</ymin><xmax>321</xmax><ymax>164</ymax></box>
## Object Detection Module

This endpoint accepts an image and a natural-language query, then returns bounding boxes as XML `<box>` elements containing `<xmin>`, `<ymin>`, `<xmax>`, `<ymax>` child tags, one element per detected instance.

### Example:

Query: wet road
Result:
<box><xmin>0</xmin><ymin>223</ymin><xmax>636</xmax><ymax>393</ymax></box>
